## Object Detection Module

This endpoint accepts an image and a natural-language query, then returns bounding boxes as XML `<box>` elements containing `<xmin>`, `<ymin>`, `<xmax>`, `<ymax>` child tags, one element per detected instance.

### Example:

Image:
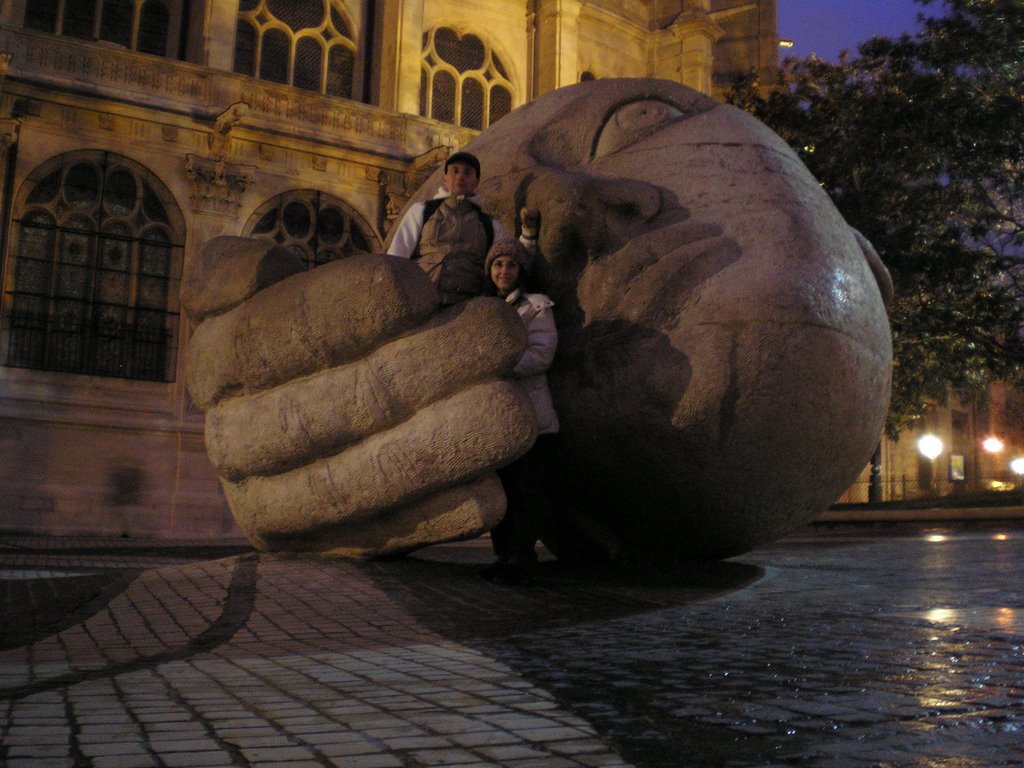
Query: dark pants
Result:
<box><xmin>491</xmin><ymin>434</ymin><xmax>557</xmax><ymax>564</ymax></box>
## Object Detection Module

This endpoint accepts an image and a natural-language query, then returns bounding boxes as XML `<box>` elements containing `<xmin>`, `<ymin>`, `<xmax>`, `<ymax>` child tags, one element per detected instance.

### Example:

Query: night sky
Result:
<box><xmin>776</xmin><ymin>0</ymin><xmax>938</xmax><ymax>61</ymax></box>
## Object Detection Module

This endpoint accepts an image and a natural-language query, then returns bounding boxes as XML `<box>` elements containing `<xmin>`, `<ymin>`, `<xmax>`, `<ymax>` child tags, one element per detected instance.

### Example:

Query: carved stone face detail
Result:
<box><xmin>416</xmin><ymin>79</ymin><xmax>893</xmax><ymax>558</ymax></box>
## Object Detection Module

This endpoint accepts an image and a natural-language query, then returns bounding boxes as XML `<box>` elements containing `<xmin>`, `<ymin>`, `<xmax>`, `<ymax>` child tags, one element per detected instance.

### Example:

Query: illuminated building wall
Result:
<box><xmin>0</xmin><ymin>0</ymin><xmax>777</xmax><ymax>536</ymax></box>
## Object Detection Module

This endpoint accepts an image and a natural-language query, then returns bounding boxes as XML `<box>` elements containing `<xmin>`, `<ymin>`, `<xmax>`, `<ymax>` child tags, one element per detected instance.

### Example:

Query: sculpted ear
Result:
<box><xmin>852</xmin><ymin>228</ymin><xmax>894</xmax><ymax>308</ymax></box>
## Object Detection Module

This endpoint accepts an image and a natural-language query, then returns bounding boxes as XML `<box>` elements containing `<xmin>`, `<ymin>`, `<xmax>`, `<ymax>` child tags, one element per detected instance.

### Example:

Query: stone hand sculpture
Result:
<box><xmin>185</xmin><ymin>78</ymin><xmax>892</xmax><ymax>562</ymax></box>
<box><xmin>397</xmin><ymin>78</ymin><xmax>893</xmax><ymax>559</ymax></box>
<box><xmin>181</xmin><ymin>239</ymin><xmax>537</xmax><ymax>557</ymax></box>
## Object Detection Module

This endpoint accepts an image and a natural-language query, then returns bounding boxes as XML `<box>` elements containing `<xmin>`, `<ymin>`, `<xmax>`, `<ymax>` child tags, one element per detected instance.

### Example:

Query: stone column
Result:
<box><xmin>533</xmin><ymin>0</ymin><xmax>582</xmax><ymax>96</ymax></box>
<box><xmin>0</xmin><ymin>52</ymin><xmax>16</xmax><ymax>266</ymax></box>
<box><xmin>756</xmin><ymin>0</ymin><xmax>780</xmax><ymax>75</ymax></box>
<box><xmin>652</xmin><ymin>10</ymin><xmax>723</xmax><ymax>96</ymax></box>
<box><xmin>0</xmin><ymin>0</ymin><xmax>27</xmax><ymax>26</ymax></box>
<box><xmin>375</xmin><ymin>0</ymin><xmax>425</xmax><ymax>116</ymax></box>
<box><xmin>191</xmin><ymin>0</ymin><xmax>240</xmax><ymax>71</ymax></box>
<box><xmin>677</xmin><ymin>19</ymin><xmax>719</xmax><ymax>95</ymax></box>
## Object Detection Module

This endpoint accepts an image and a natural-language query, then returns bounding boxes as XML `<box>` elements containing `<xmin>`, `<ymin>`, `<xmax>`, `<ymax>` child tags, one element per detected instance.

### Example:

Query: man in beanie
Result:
<box><xmin>481</xmin><ymin>235</ymin><xmax>559</xmax><ymax>585</ymax></box>
<box><xmin>388</xmin><ymin>151</ymin><xmax>538</xmax><ymax>305</ymax></box>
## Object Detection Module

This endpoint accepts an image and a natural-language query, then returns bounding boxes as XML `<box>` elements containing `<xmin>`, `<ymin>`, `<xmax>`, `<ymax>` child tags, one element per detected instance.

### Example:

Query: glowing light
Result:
<box><xmin>982</xmin><ymin>436</ymin><xmax>1005</xmax><ymax>453</ymax></box>
<box><xmin>996</xmin><ymin>607</ymin><xmax>1016</xmax><ymax>631</ymax></box>
<box><xmin>926</xmin><ymin>608</ymin><xmax>954</xmax><ymax>622</ymax></box>
<box><xmin>779</xmin><ymin>39</ymin><xmax>794</xmax><ymax>48</ymax></box>
<box><xmin>918</xmin><ymin>434</ymin><xmax>943</xmax><ymax>460</ymax></box>
<box><xmin>1011</xmin><ymin>457</ymin><xmax>1024</xmax><ymax>476</ymax></box>
<box><xmin>927</xmin><ymin>534</ymin><xmax>947</xmax><ymax>543</ymax></box>
<box><xmin>993</xmin><ymin>533</ymin><xmax>1009</xmax><ymax>541</ymax></box>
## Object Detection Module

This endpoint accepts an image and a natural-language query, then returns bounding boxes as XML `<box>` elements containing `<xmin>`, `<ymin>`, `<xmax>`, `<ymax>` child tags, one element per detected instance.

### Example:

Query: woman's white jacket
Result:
<box><xmin>506</xmin><ymin>289</ymin><xmax>560</xmax><ymax>435</ymax></box>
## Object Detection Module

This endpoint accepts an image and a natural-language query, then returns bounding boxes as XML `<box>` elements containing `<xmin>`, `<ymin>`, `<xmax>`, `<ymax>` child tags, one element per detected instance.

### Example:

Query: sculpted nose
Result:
<box><xmin>596</xmin><ymin>178</ymin><xmax>662</xmax><ymax>229</ymax></box>
<box><xmin>522</xmin><ymin>170</ymin><xmax>664</xmax><ymax>267</ymax></box>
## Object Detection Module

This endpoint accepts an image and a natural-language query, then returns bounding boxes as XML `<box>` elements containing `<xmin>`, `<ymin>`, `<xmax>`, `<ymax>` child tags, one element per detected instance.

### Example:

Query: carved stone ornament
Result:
<box><xmin>0</xmin><ymin>118</ymin><xmax>18</xmax><ymax>156</ymax></box>
<box><xmin>209</xmin><ymin>102</ymin><xmax>251</xmax><ymax>160</ymax></box>
<box><xmin>405</xmin><ymin>146</ymin><xmax>450</xmax><ymax>195</ymax></box>
<box><xmin>185</xmin><ymin>154</ymin><xmax>255</xmax><ymax>215</ymax></box>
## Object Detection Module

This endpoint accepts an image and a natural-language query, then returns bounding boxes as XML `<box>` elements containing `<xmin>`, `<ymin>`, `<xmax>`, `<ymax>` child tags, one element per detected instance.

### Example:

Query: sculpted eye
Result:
<box><xmin>593</xmin><ymin>100</ymin><xmax>685</xmax><ymax>158</ymax></box>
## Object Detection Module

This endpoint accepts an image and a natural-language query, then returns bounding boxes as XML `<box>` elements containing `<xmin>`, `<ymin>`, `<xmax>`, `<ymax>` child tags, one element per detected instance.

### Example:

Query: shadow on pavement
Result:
<box><xmin>359</xmin><ymin>548</ymin><xmax>763</xmax><ymax>641</ymax></box>
<box><xmin>0</xmin><ymin>571</ymin><xmax>140</xmax><ymax>651</ymax></box>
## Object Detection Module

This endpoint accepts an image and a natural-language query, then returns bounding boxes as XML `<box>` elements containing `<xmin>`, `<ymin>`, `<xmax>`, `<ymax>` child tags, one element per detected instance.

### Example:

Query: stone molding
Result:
<box><xmin>0</xmin><ymin>25</ymin><xmax>472</xmax><ymax>161</ymax></box>
<box><xmin>0</xmin><ymin>27</ymin><xmax>212</xmax><ymax>107</ymax></box>
<box><xmin>185</xmin><ymin>154</ymin><xmax>256</xmax><ymax>217</ymax></box>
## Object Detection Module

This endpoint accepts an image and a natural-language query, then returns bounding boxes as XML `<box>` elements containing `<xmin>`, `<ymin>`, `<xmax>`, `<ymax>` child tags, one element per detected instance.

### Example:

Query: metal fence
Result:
<box><xmin>5</xmin><ymin>304</ymin><xmax>175</xmax><ymax>382</ymax></box>
<box><xmin>834</xmin><ymin>472</ymin><xmax>1024</xmax><ymax>506</ymax></box>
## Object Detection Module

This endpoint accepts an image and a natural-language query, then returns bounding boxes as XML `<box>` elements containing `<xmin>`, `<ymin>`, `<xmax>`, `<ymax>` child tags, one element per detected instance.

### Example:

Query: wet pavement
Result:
<box><xmin>1</xmin><ymin>521</ymin><xmax>1022</xmax><ymax>767</ymax></box>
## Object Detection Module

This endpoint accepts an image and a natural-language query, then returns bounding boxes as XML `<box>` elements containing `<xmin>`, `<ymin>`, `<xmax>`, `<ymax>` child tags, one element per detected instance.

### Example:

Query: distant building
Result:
<box><xmin>0</xmin><ymin>1</ymin><xmax>780</xmax><ymax>537</ymax></box>
<box><xmin>837</xmin><ymin>385</ymin><xmax>1024</xmax><ymax>506</ymax></box>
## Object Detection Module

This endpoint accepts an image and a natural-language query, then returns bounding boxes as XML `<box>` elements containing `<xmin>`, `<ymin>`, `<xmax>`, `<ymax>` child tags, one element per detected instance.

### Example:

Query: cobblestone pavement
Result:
<box><xmin>1</xmin><ymin>521</ymin><xmax>1022</xmax><ymax>767</ymax></box>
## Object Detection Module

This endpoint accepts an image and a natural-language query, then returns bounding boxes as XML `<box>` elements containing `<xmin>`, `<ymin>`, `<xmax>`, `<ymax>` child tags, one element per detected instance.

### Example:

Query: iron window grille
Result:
<box><xmin>233</xmin><ymin>0</ymin><xmax>356</xmax><ymax>99</ymax></box>
<box><xmin>420</xmin><ymin>27</ymin><xmax>514</xmax><ymax>130</ymax></box>
<box><xmin>24</xmin><ymin>0</ymin><xmax>180</xmax><ymax>58</ymax></box>
<box><xmin>245</xmin><ymin>190</ymin><xmax>379</xmax><ymax>269</ymax></box>
<box><xmin>3</xmin><ymin>152</ymin><xmax>183</xmax><ymax>382</ymax></box>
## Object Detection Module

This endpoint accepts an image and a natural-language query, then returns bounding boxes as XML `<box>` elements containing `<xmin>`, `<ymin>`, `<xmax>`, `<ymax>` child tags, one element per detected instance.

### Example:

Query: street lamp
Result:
<box><xmin>918</xmin><ymin>434</ymin><xmax>943</xmax><ymax>460</ymax></box>
<box><xmin>918</xmin><ymin>434</ymin><xmax>943</xmax><ymax>492</ymax></box>
<box><xmin>982</xmin><ymin>436</ymin><xmax>1005</xmax><ymax>454</ymax></box>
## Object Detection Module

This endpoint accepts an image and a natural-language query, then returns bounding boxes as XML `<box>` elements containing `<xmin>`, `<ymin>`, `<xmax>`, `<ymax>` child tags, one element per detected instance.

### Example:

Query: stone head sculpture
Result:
<box><xmin>183</xmin><ymin>78</ymin><xmax>891</xmax><ymax>561</ymax></box>
<box><xmin>401</xmin><ymin>78</ymin><xmax>893</xmax><ymax>559</ymax></box>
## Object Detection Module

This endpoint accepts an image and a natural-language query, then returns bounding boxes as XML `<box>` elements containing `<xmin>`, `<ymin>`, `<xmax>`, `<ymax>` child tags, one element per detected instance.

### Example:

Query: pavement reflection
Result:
<box><xmin>1</xmin><ymin>522</ymin><xmax>1021</xmax><ymax>768</ymax></box>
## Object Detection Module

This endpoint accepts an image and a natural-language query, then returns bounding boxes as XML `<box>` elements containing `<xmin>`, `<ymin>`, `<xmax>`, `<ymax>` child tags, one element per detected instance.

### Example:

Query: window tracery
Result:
<box><xmin>244</xmin><ymin>191</ymin><xmax>378</xmax><ymax>269</ymax></box>
<box><xmin>420</xmin><ymin>27</ymin><xmax>514</xmax><ymax>130</ymax></box>
<box><xmin>3</xmin><ymin>152</ymin><xmax>184</xmax><ymax>381</ymax></box>
<box><xmin>233</xmin><ymin>0</ymin><xmax>356</xmax><ymax>99</ymax></box>
<box><xmin>24</xmin><ymin>0</ymin><xmax>178</xmax><ymax>58</ymax></box>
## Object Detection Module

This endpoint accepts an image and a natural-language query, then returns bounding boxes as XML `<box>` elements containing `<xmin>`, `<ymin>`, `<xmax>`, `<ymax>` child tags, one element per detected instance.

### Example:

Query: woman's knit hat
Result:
<box><xmin>485</xmin><ymin>235</ymin><xmax>533</xmax><ymax>276</ymax></box>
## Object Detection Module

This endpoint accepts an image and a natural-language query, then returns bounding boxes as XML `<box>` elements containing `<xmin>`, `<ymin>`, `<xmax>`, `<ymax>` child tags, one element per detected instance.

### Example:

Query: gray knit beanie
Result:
<box><xmin>484</xmin><ymin>235</ymin><xmax>533</xmax><ymax>276</ymax></box>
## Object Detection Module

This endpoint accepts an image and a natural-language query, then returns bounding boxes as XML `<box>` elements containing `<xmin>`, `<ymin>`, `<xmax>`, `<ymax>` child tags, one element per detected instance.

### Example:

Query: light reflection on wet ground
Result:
<box><xmin>0</xmin><ymin>524</ymin><xmax>1020</xmax><ymax>768</ymax></box>
<box><xmin>447</xmin><ymin>523</ymin><xmax>1024</xmax><ymax>768</ymax></box>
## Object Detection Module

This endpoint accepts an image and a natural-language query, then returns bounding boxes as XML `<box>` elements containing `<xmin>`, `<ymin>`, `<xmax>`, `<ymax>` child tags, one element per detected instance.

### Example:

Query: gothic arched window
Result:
<box><xmin>24</xmin><ymin>0</ymin><xmax>181</xmax><ymax>59</ymax></box>
<box><xmin>3</xmin><ymin>152</ymin><xmax>184</xmax><ymax>381</ymax></box>
<box><xmin>244</xmin><ymin>191</ymin><xmax>378</xmax><ymax>269</ymax></box>
<box><xmin>420</xmin><ymin>27</ymin><xmax>514</xmax><ymax>130</ymax></box>
<box><xmin>233</xmin><ymin>0</ymin><xmax>356</xmax><ymax>99</ymax></box>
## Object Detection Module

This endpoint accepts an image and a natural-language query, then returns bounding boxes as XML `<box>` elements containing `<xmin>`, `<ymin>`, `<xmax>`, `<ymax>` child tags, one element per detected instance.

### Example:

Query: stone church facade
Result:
<box><xmin>0</xmin><ymin>0</ymin><xmax>778</xmax><ymax>537</ymax></box>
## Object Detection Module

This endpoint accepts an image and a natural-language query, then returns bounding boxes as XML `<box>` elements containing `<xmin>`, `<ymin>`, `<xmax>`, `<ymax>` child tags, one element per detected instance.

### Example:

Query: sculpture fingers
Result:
<box><xmin>243</xmin><ymin>474</ymin><xmax>508</xmax><ymax>557</ymax></box>
<box><xmin>204</xmin><ymin>297</ymin><xmax>527</xmax><ymax>481</ymax></box>
<box><xmin>221</xmin><ymin>380</ymin><xmax>537</xmax><ymax>541</ymax></box>
<box><xmin>181</xmin><ymin>236</ymin><xmax>306</xmax><ymax>324</ymax></box>
<box><xmin>186</xmin><ymin>253</ymin><xmax>438</xmax><ymax>410</ymax></box>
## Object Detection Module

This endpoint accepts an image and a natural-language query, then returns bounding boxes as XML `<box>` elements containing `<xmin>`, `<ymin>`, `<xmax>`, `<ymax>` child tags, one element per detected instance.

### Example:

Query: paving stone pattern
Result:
<box><xmin>0</xmin><ymin>524</ymin><xmax>1022</xmax><ymax>767</ymax></box>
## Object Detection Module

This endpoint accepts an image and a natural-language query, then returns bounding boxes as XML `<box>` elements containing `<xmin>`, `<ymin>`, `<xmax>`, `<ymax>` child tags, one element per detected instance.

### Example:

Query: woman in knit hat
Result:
<box><xmin>482</xmin><ymin>233</ymin><xmax>560</xmax><ymax>584</ymax></box>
